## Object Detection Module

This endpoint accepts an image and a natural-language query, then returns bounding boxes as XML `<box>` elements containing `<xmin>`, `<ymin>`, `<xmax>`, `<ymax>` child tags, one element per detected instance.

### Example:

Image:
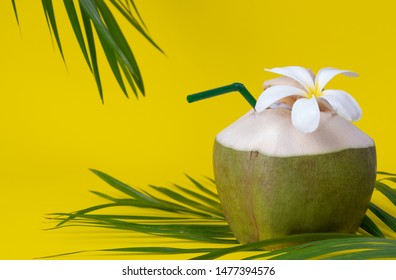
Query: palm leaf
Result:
<box><xmin>95</xmin><ymin>0</ymin><xmax>144</xmax><ymax>95</ymax></box>
<box><xmin>12</xmin><ymin>0</ymin><xmax>162</xmax><ymax>101</ymax></box>
<box><xmin>377</xmin><ymin>171</ymin><xmax>396</xmax><ymax>176</ymax></box>
<box><xmin>244</xmin><ymin>237</ymin><xmax>396</xmax><ymax>260</ymax></box>
<box><xmin>45</xmin><ymin>170</ymin><xmax>396</xmax><ymax>259</ymax></box>
<box><xmin>369</xmin><ymin>203</ymin><xmax>396</xmax><ymax>231</ymax></box>
<box><xmin>173</xmin><ymin>183</ymin><xmax>223</xmax><ymax>210</ymax></box>
<box><xmin>11</xmin><ymin>0</ymin><xmax>19</xmax><ymax>25</ymax></box>
<box><xmin>96</xmin><ymin>27</ymin><xmax>129</xmax><ymax>98</ymax></box>
<box><xmin>191</xmin><ymin>233</ymin><xmax>359</xmax><ymax>260</ymax></box>
<box><xmin>42</xmin><ymin>0</ymin><xmax>65</xmax><ymax>62</ymax></box>
<box><xmin>360</xmin><ymin>215</ymin><xmax>384</xmax><ymax>237</ymax></box>
<box><xmin>376</xmin><ymin>180</ymin><xmax>396</xmax><ymax>206</ymax></box>
<box><xmin>63</xmin><ymin>0</ymin><xmax>92</xmax><ymax>71</ymax></box>
<box><xmin>79</xmin><ymin>4</ymin><xmax>103</xmax><ymax>100</ymax></box>
<box><xmin>148</xmin><ymin>185</ymin><xmax>224</xmax><ymax>217</ymax></box>
<box><xmin>107</xmin><ymin>0</ymin><xmax>163</xmax><ymax>53</ymax></box>
<box><xmin>40</xmin><ymin>247</ymin><xmax>216</xmax><ymax>259</ymax></box>
<box><xmin>185</xmin><ymin>174</ymin><xmax>219</xmax><ymax>200</ymax></box>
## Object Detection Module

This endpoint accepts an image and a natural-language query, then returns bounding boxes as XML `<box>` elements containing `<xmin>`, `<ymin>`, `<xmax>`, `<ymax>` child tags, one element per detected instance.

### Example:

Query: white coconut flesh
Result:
<box><xmin>216</xmin><ymin>109</ymin><xmax>374</xmax><ymax>157</ymax></box>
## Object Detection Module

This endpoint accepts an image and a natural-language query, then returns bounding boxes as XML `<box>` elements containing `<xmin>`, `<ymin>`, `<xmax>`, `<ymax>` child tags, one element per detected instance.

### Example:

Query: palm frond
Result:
<box><xmin>42</xmin><ymin>0</ymin><xmax>65</xmax><ymax>62</ymax></box>
<box><xmin>64</xmin><ymin>0</ymin><xmax>92</xmax><ymax>71</ymax></box>
<box><xmin>369</xmin><ymin>203</ymin><xmax>396</xmax><ymax>231</ymax></box>
<box><xmin>360</xmin><ymin>215</ymin><xmax>384</xmax><ymax>237</ymax></box>
<box><xmin>377</xmin><ymin>171</ymin><xmax>396</xmax><ymax>176</ymax></box>
<box><xmin>243</xmin><ymin>236</ymin><xmax>396</xmax><ymax>260</ymax></box>
<box><xmin>376</xmin><ymin>180</ymin><xmax>396</xmax><ymax>205</ymax></box>
<box><xmin>12</xmin><ymin>0</ymin><xmax>162</xmax><ymax>101</ymax></box>
<box><xmin>45</xmin><ymin>170</ymin><xmax>396</xmax><ymax>259</ymax></box>
<box><xmin>79</xmin><ymin>3</ymin><xmax>103</xmax><ymax>99</ymax></box>
<box><xmin>11</xmin><ymin>0</ymin><xmax>19</xmax><ymax>25</ymax></box>
<box><xmin>40</xmin><ymin>246</ymin><xmax>217</xmax><ymax>259</ymax></box>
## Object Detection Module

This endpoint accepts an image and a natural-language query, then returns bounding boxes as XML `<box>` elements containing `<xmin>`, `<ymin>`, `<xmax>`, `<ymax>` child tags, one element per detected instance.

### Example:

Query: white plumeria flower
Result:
<box><xmin>255</xmin><ymin>66</ymin><xmax>362</xmax><ymax>133</ymax></box>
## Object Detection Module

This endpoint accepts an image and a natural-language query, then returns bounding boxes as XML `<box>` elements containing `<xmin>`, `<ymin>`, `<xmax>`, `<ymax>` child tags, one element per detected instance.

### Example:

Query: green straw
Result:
<box><xmin>186</xmin><ymin>82</ymin><xmax>257</xmax><ymax>110</ymax></box>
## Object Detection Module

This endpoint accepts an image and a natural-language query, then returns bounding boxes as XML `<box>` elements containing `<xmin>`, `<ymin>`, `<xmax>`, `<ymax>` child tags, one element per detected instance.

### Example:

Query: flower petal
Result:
<box><xmin>265</xmin><ymin>66</ymin><xmax>315</xmax><ymax>91</ymax></box>
<box><xmin>263</xmin><ymin>76</ymin><xmax>305</xmax><ymax>90</ymax></box>
<box><xmin>255</xmin><ymin>85</ymin><xmax>307</xmax><ymax>112</ymax></box>
<box><xmin>315</xmin><ymin>67</ymin><xmax>358</xmax><ymax>92</ymax></box>
<box><xmin>320</xmin><ymin>89</ymin><xmax>362</xmax><ymax>121</ymax></box>
<box><xmin>291</xmin><ymin>97</ymin><xmax>320</xmax><ymax>133</ymax></box>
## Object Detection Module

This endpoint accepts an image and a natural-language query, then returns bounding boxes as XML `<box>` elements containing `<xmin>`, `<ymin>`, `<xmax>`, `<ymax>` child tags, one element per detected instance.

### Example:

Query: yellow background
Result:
<box><xmin>0</xmin><ymin>0</ymin><xmax>395</xmax><ymax>259</ymax></box>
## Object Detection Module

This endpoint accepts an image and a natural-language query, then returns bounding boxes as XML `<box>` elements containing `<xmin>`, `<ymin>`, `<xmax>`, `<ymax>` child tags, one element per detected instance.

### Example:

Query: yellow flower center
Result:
<box><xmin>307</xmin><ymin>85</ymin><xmax>321</xmax><ymax>98</ymax></box>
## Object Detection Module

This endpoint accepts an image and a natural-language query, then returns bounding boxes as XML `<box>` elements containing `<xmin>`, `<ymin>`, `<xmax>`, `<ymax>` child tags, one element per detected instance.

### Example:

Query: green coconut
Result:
<box><xmin>213</xmin><ymin>108</ymin><xmax>376</xmax><ymax>244</ymax></box>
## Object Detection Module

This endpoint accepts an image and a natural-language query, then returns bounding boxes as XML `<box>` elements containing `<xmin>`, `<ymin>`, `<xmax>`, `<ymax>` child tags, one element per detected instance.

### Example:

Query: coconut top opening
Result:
<box><xmin>216</xmin><ymin>109</ymin><xmax>374</xmax><ymax>157</ymax></box>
